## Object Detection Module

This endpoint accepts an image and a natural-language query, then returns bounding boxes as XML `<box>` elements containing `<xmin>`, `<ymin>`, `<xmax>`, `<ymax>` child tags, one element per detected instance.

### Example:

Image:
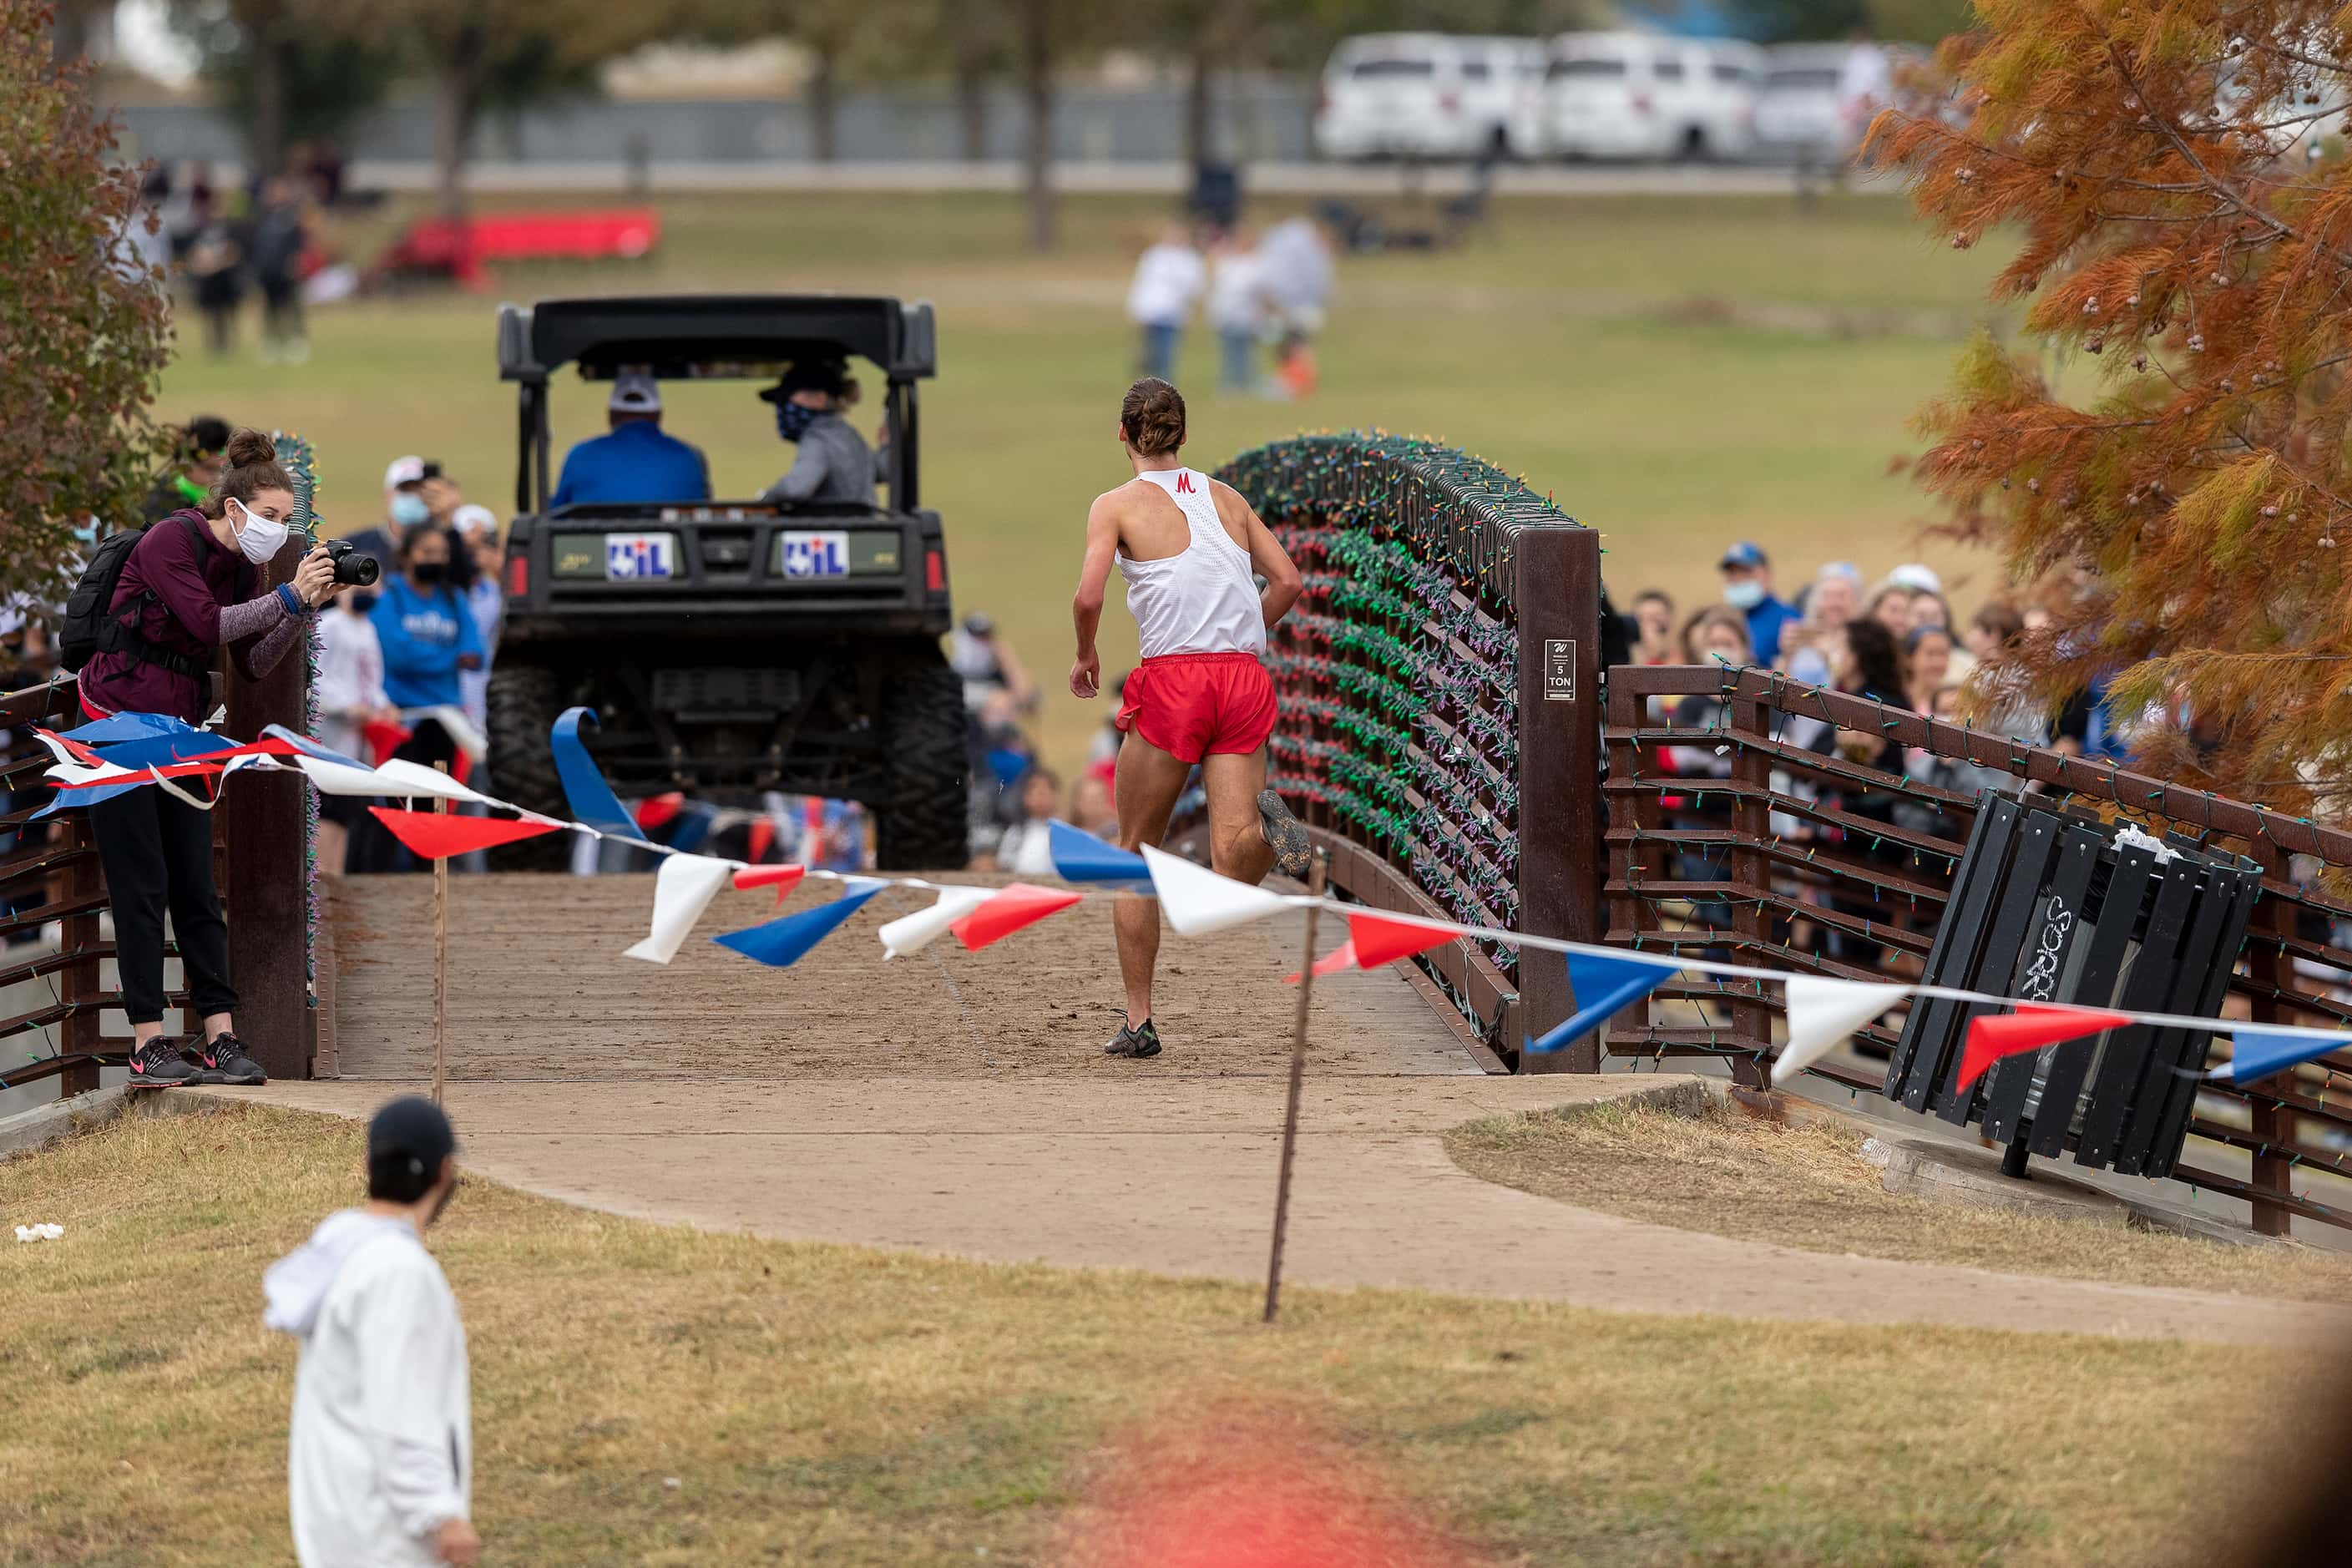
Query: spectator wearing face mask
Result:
<box><xmin>343</xmin><ymin>457</ymin><xmax>432</xmax><ymax>611</ymax></box>
<box><xmin>1715</xmin><ymin>541</ymin><xmax>1800</xmax><ymax>665</ymax></box>
<box><xmin>371</xmin><ymin>527</ymin><xmax>484</xmax><ymax>802</ymax></box>
<box><xmin>448</xmin><ymin>505</ymin><xmax>503</xmax><ymax>734</ymax></box>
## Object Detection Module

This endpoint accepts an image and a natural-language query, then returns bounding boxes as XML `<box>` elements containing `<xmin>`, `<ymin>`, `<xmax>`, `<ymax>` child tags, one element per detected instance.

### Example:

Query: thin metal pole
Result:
<box><xmin>432</xmin><ymin>765</ymin><xmax>449</xmax><ymax>1109</ymax></box>
<box><xmin>1264</xmin><ymin>848</ymin><xmax>1328</xmax><ymax>1324</ymax></box>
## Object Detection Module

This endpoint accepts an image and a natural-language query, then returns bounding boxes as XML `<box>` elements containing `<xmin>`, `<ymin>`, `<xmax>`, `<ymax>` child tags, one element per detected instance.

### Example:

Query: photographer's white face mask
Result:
<box><xmin>227</xmin><ymin>498</ymin><xmax>290</xmax><ymax>564</ymax></box>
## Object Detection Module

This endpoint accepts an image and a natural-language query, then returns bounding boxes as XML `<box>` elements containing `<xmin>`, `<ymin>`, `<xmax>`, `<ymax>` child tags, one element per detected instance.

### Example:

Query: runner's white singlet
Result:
<box><xmin>1116</xmin><ymin>468</ymin><xmax>1266</xmax><ymax>660</ymax></box>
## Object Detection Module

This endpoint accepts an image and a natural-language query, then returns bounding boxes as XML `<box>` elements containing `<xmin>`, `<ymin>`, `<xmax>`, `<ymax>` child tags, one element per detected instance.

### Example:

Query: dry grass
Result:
<box><xmin>1445</xmin><ymin>1098</ymin><xmax>2352</xmax><ymax>1303</ymax></box>
<box><xmin>0</xmin><ymin>1102</ymin><xmax>2319</xmax><ymax>1566</ymax></box>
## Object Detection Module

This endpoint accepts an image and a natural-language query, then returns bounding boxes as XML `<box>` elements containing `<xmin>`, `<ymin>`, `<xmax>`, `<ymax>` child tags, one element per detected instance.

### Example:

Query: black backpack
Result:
<box><xmin>59</xmin><ymin>515</ymin><xmax>210</xmax><ymax>680</ymax></box>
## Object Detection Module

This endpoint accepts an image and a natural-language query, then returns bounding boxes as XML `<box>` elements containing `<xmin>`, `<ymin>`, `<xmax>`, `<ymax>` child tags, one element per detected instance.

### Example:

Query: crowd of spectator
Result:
<box><xmin>129</xmin><ymin>158</ymin><xmax>361</xmax><ymax>363</ymax></box>
<box><xmin>953</xmin><ymin>613</ymin><xmax>1120</xmax><ymax>871</ymax></box>
<box><xmin>1125</xmin><ymin>214</ymin><xmax>1333</xmax><ymax>399</ymax></box>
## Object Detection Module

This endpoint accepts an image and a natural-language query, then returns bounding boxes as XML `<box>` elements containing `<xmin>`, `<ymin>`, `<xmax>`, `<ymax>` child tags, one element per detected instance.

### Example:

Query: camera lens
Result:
<box><xmin>335</xmin><ymin>552</ymin><xmax>380</xmax><ymax>588</ymax></box>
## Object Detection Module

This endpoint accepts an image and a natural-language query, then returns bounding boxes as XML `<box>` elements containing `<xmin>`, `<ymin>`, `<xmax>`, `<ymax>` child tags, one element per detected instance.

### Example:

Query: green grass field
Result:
<box><xmin>1</xmin><ymin>1105</ymin><xmax>2309</xmax><ymax>1566</ymax></box>
<box><xmin>158</xmin><ymin>190</ymin><xmax>2010</xmax><ymax>770</ymax></box>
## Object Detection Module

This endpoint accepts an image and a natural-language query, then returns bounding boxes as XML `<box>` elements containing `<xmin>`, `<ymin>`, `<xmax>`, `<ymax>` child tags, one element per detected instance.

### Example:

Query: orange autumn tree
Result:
<box><xmin>1875</xmin><ymin>0</ymin><xmax>2352</xmax><ymax>812</ymax></box>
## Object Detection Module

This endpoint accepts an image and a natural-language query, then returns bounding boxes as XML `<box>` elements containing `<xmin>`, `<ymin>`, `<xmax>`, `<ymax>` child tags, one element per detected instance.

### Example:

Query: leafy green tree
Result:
<box><xmin>0</xmin><ymin>0</ymin><xmax>174</xmax><ymax>604</ymax></box>
<box><xmin>171</xmin><ymin>3</ymin><xmax>400</xmax><ymax>165</ymax></box>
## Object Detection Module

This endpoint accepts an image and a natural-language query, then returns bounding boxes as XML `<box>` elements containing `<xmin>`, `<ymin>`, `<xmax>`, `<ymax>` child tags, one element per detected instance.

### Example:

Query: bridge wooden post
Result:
<box><xmin>1513</xmin><ymin>525</ymin><xmax>1605</xmax><ymax>1071</ymax></box>
<box><xmin>221</xmin><ymin>538</ymin><xmax>317</xmax><ymax>1084</ymax></box>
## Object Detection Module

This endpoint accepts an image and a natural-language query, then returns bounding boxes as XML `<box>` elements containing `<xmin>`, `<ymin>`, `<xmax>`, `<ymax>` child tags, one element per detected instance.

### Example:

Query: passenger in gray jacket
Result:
<box><xmin>758</xmin><ymin>358</ymin><xmax>887</xmax><ymax>504</ymax></box>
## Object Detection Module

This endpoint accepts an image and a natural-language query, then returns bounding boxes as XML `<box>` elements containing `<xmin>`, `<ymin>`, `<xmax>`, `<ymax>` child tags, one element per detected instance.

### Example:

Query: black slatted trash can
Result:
<box><xmin>1885</xmin><ymin>797</ymin><xmax>2263</xmax><ymax>1179</ymax></box>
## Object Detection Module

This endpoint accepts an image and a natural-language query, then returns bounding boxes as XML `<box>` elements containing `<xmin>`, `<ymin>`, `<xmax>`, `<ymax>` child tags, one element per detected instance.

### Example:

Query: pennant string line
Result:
<box><xmin>39</xmin><ymin>734</ymin><xmax>2352</xmax><ymax>1055</ymax></box>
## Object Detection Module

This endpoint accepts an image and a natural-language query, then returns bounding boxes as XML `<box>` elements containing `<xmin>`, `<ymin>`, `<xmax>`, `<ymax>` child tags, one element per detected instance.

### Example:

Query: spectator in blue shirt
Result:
<box><xmin>372</xmin><ymin>526</ymin><xmax>486</xmax><ymax>713</ymax></box>
<box><xmin>549</xmin><ymin>372</ymin><xmax>711</xmax><ymax>508</ymax></box>
<box><xmin>1717</xmin><ymin>540</ymin><xmax>1801</xmax><ymax>665</ymax></box>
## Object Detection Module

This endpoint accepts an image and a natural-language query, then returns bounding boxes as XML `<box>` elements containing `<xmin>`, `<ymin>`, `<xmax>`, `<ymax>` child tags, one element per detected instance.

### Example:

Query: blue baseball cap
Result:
<box><xmin>1719</xmin><ymin>541</ymin><xmax>1768</xmax><ymax>569</ymax></box>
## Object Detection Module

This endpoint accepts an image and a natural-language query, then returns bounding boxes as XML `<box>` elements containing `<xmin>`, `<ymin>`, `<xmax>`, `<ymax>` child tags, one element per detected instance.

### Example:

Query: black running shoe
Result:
<box><xmin>125</xmin><ymin>1038</ymin><xmax>203</xmax><ymax>1089</ymax></box>
<box><xmin>1105</xmin><ymin>1018</ymin><xmax>1163</xmax><ymax>1059</ymax></box>
<box><xmin>1257</xmin><ymin>789</ymin><xmax>1313</xmax><ymax>879</ymax></box>
<box><xmin>199</xmin><ymin>1033</ymin><xmax>266</xmax><ymax>1086</ymax></box>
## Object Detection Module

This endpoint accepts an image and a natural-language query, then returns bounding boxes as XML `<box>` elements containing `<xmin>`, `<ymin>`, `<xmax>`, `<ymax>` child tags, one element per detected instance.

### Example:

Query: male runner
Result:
<box><xmin>1070</xmin><ymin>376</ymin><xmax>1311</xmax><ymax>1060</ymax></box>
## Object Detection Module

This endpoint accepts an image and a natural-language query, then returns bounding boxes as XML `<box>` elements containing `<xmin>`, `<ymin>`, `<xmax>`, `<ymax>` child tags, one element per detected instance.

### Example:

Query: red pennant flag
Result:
<box><xmin>178</xmin><ymin>736</ymin><xmax>311</xmax><ymax>764</ymax></box>
<box><xmin>1958</xmin><ymin>1004</ymin><xmax>2130</xmax><ymax>1091</ymax></box>
<box><xmin>1344</xmin><ymin>911</ymin><xmax>1454</xmax><ymax>969</ymax></box>
<box><xmin>367</xmin><ymin>807</ymin><xmax>565</xmax><ymax>861</ymax></box>
<box><xmin>361</xmin><ymin>719</ymin><xmax>411</xmax><ymax>766</ymax></box>
<box><xmin>732</xmin><ymin>864</ymin><xmax>807</xmax><ymax>904</ymax></box>
<box><xmin>746</xmin><ymin>817</ymin><xmax>776</xmax><ymax>866</ymax></box>
<box><xmin>1287</xmin><ymin>938</ymin><xmax>1361</xmax><ymax>985</ymax></box>
<box><xmin>636</xmin><ymin>791</ymin><xmax>686</xmax><ymax>831</ymax></box>
<box><xmin>951</xmin><ymin>882</ymin><xmax>1083</xmax><ymax>950</ymax></box>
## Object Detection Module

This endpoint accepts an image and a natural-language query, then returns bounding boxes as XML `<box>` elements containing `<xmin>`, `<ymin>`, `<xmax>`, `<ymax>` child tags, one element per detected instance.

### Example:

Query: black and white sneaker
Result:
<box><xmin>1104</xmin><ymin>1019</ymin><xmax>1163</xmax><ymax>1059</ymax></box>
<box><xmin>1257</xmin><ymin>789</ymin><xmax>1313</xmax><ymax>879</ymax></box>
<box><xmin>125</xmin><ymin>1038</ymin><xmax>203</xmax><ymax>1089</ymax></box>
<box><xmin>198</xmin><ymin>1033</ymin><xmax>266</xmax><ymax>1086</ymax></box>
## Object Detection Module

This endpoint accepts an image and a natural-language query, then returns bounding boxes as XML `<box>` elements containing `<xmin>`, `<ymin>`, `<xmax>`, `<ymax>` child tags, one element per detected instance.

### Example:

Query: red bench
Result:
<box><xmin>380</xmin><ymin>209</ymin><xmax>662</xmax><ymax>288</ymax></box>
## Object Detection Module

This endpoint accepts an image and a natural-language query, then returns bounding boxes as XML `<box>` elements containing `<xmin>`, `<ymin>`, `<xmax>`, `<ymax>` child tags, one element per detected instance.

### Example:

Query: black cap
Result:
<box><xmin>185</xmin><ymin>415</ymin><xmax>230</xmax><ymax>458</ymax></box>
<box><xmin>757</xmin><ymin>357</ymin><xmax>848</xmax><ymax>403</ymax></box>
<box><xmin>368</xmin><ymin>1095</ymin><xmax>455</xmax><ymax>1186</ymax></box>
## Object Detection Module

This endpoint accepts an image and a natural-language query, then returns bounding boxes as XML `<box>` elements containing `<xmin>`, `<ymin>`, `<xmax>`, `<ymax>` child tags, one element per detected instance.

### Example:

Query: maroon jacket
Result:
<box><xmin>80</xmin><ymin>508</ymin><xmax>300</xmax><ymax>725</ymax></box>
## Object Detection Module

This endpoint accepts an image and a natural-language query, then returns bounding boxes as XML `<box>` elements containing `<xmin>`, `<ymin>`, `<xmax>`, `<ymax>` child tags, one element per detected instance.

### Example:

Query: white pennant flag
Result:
<box><xmin>293</xmin><ymin>754</ymin><xmax>407</xmax><ymax>797</ymax></box>
<box><xmin>1773</xmin><ymin>975</ymin><xmax>1910</xmax><ymax>1085</ymax></box>
<box><xmin>373</xmin><ymin>757</ymin><xmax>496</xmax><ymax>805</ymax></box>
<box><xmin>1139</xmin><ymin>843</ymin><xmax>1299</xmax><ymax>936</ymax></box>
<box><xmin>878</xmin><ymin>886</ymin><xmax>992</xmax><ymax>960</ymax></box>
<box><xmin>623</xmin><ymin>854</ymin><xmax>736</xmax><ymax>964</ymax></box>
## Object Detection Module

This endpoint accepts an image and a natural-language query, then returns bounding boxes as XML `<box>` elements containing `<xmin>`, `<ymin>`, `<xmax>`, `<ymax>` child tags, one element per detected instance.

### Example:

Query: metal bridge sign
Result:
<box><xmin>1544</xmin><ymin>639</ymin><xmax>1576</xmax><ymax>701</ymax></box>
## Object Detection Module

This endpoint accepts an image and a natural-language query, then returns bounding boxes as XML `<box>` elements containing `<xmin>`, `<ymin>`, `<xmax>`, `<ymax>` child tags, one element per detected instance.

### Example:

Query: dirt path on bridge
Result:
<box><xmin>298</xmin><ymin>875</ymin><xmax>2352</xmax><ymax>1347</ymax></box>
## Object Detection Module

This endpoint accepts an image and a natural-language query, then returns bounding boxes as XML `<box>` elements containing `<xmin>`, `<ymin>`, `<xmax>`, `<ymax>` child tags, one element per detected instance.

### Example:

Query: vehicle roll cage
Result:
<box><xmin>496</xmin><ymin>294</ymin><xmax>938</xmax><ymax>516</ymax></box>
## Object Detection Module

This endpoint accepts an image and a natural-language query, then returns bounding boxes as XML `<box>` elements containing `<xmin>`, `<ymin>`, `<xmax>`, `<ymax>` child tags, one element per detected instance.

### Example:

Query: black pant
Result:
<box><xmin>89</xmin><ymin>787</ymin><xmax>236</xmax><ymax>1026</ymax></box>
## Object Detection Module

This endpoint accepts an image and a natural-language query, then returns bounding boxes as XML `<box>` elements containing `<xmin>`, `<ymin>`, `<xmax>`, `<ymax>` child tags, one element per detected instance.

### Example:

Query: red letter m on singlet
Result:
<box><xmin>1176</xmin><ymin>471</ymin><xmax>1195</xmax><ymax>493</ymax></box>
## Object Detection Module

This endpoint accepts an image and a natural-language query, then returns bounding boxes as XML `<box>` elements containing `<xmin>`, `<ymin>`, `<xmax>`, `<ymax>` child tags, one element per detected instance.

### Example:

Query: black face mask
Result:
<box><xmin>411</xmin><ymin>561</ymin><xmax>447</xmax><ymax>588</ymax></box>
<box><xmin>776</xmin><ymin>402</ymin><xmax>821</xmax><ymax>443</ymax></box>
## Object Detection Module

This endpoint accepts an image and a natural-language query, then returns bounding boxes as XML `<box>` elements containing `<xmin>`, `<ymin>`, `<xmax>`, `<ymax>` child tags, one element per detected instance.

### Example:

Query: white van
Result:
<box><xmin>1314</xmin><ymin>33</ymin><xmax>1546</xmax><ymax>162</ymax></box>
<box><xmin>1527</xmin><ymin>32</ymin><xmax>1766</xmax><ymax>161</ymax></box>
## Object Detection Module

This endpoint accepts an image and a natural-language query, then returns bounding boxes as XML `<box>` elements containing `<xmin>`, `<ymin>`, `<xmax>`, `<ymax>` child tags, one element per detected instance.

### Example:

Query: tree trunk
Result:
<box><xmin>954</xmin><ymin>57</ymin><xmax>989</xmax><ymax>162</ymax></box>
<box><xmin>808</xmin><ymin>46</ymin><xmax>838</xmax><ymax>163</ymax></box>
<box><xmin>1021</xmin><ymin>0</ymin><xmax>1054</xmax><ymax>251</ymax></box>
<box><xmin>1184</xmin><ymin>43</ymin><xmax>1212</xmax><ymax>170</ymax></box>
<box><xmin>248</xmin><ymin>22</ymin><xmax>289</xmax><ymax>180</ymax></box>
<box><xmin>48</xmin><ymin>0</ymin><xmax>95</xmax><ymax>68</ymax></box>
<box><xmin>430</xmin><ymin>29</ymin><xmax>487</xmax><ymax>223</ymax></box>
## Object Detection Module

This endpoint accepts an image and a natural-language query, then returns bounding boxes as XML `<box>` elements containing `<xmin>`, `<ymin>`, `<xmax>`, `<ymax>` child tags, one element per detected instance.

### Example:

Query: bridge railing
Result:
<box><xmin>1196</xmin><ymin>433</ymin><xmax>1603</xmax><ymax>1068</ymax></box>
<box><xmin>1605</xmin><ymin>662</ymin><xmax>2352</xmax><ymax>1238</ymax></box>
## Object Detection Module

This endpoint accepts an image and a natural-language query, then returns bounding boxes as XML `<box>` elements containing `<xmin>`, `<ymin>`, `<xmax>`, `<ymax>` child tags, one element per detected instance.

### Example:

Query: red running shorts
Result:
<box><xmin>1115</xmin><ymin>650</ymin><xmax>1277</xmax><ymax>765</ymax></box>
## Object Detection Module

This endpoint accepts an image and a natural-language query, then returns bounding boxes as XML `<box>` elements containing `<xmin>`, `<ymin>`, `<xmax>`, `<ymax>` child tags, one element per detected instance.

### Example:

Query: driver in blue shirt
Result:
<box><xmin>549</xmin><ymin>371</ymin><xmax>711</xmax><ymax>508</ymax></box>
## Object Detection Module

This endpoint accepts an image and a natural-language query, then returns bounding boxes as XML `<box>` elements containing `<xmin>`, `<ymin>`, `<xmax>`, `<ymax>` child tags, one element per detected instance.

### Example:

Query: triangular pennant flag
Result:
<box><xmin>879</xmin><ymin>886</ymin><xmax>994</xmax><ymax>959</ymax></box>
<box><xmin>86</xmin><ymin>729</ymin><xmax>241</xmax><ymax>771</ymax></box>
<box><xmin>1140</xmin><ymin>843</ymin><xmax>1296</xmax><ymax>935</ymax></box>
<box><xmin>1345</xmin><ymin>911</ymin><xmax>1454</xmax><ymax>969</ymax></box>
<box><xmin>66</xmin><ymin>711</ymin><xmax>196</xmax><ymax>745</ymax></box>
<box><xmin>733</xmin><ymin>864</ymin><xmax>807</xmax><ymax>904</ymax></box>
<box><xmin>372</xmin><ymin>758</ymin><xmax>494</xmax><ymax>805</ymax></box>
<box><xmin>2210</xmin><ymin>1027</ymin><xmax>2352</xmax><ymax>1085</ymax></box>
<box><xmin>636</xmin><ymin>792</ymin><xmax>687</xmax><ymax>832</ymax></box>
<box><xmin>1773</xmin><ymin>976</ymin><xmax>1911</xmax><ymax>1085</ymax></box>
<box><xmin>293</xmin><ymin>754</ymin><xmax>407</xmax><ymax>797</ymax></box>
<box><xmin>714</xmin><ymin>878</ymin><xmax>887</xmax><ymax>968</ymax></box>
<box><xmin>367</xmin><ymin>808</ymin><xmax>565</xmax><ymax>861</ymax></box>
<box><xmin>551</xmin><ymin>706</ymin><xmax>650</xmax><ymax>842</ymax></box>
<box><xmin>260</xmin><ymin>723</ymin><xmax>369</xmax><ymax>771</ymax></box>
<box><xmin>622</xmin><ymin>854</ymin><xmax>736</xmax><ymax>964</ymax></box>
<box><xmin>1957</xmin><ymin>1004</ymin><xmax>2130</xmax><ymax>1091</ymax></box>
<box><xmin>1047</xmin><ymin>819</ymin><xmax>1149</xmax><ymax>883</ymax></box>
<box><xmin>1530</xmin><ymin>951</ymin><xmax>1678</xmax><ymax>1055</ymax></box>
<box><xmin>361</xmin><ymin>718</ymin><xmax>412</xmax><ymax>765</ymax></box>
<box><xmin>1287</xmin><ymin>938</ymin><xmax>1360</xmax><ymax>985</ymax></box>
<box><xmin>953</xmin><ymin>882</ymin><xmax>1085</xmax><ymax>950</ymax></box>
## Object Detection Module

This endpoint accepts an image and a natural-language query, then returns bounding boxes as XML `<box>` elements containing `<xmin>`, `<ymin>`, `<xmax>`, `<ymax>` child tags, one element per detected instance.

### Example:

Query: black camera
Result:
<box><xmin>326</xmin><ymin>538</ymin><xmax>379</xmax><ymax>588</ymax></box>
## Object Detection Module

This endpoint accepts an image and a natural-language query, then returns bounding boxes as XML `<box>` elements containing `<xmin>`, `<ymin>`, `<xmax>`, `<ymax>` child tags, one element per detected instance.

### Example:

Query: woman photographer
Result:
<box><xmin>80</xmin><ymin>427</ymin><xmax>349</xmax><ymax>1086</ymax></box>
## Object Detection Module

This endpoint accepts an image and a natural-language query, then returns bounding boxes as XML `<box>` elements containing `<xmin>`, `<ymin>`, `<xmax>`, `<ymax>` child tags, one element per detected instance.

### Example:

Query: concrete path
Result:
<box><xmin>209</xmin><ymin>1075</ymin><xmax>2352</xmax><ymax>1348</ymax></box>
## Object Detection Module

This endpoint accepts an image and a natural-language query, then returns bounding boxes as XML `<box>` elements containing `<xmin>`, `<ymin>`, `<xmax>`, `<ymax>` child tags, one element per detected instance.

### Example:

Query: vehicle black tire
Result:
<box><xmin>1680</xmin><ymin>124</ymin><xmax>1711</xmax><ymax>162</ymax></box>
<box><xmin>873</xmin><ymin>645</ymin><xmax>969</xmax><ymax>872</ymax></box>
<box><xmin>484</xmin><ymin>658</ymin><xmax>575</xmax><ymax>871</ymax></box>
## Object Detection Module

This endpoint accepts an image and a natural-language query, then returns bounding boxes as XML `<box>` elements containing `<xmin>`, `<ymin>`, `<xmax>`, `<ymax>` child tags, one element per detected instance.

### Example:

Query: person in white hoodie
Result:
<box><xmin>265</xmin><ymin>1096</ymin><xmax>478</xmax><ymax>1568</ymax></box>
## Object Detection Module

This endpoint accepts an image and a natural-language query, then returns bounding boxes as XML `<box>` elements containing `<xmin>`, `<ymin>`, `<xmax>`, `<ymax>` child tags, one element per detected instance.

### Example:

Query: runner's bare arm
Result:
<box><xmin>1069</xmin><ymin>492</ymin><xmax>1121</xmax><ymax>699</ymax></box>
<box><xmin>1223</xmin><ymin>485</ymin><xmax>1302</xmax><ymax>630</ymax></box>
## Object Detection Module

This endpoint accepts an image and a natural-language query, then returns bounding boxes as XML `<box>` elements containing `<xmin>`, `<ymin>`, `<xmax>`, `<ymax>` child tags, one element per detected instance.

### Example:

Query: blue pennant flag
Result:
<box><xmin>1046</xmin><ymin>818</ymin><xmax>1147</xmax><ymax>883</ymax></box>
<box><xmin>2215</xmin><ymin>1027</ymin><xmax>2352</xmax><ymax>1085</ymax></box>
<box><xmin>713</xmin><ymin>878</ymin><xmax>887</xmax><ymax>968</ymax></box>
<box><xmin>1528</xmin><ymin>951</ymin><xmax>1677</xmax><ymax>1056</ymax></box>
<box><xmin>86</xmin><ymin>730</ymin><xmax>244</xmax><ymax>771</ymax></box>
<box><xmin>68</xmin><ymin>711</ymin><xmax>195</xmax><ymax>746</ymax></box>
<box><xmin>550</xmin><ymin>707</ymin><xmax>648</xmax><ymax>842</ymax></box>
